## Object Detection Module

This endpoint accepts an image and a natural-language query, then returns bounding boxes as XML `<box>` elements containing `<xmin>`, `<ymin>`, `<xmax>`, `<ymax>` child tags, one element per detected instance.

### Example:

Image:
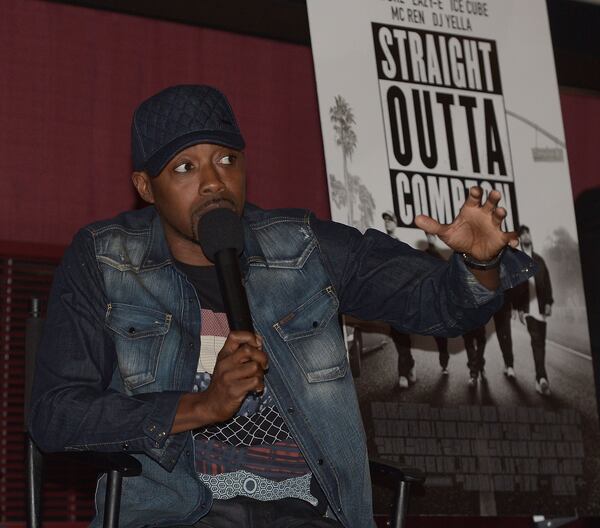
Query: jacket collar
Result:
<box><xmin>141</xmin><ymin>208</ymin><xmax>174</xmax><ymax>270</ymax></box>
<box><xmin>241</xmin><ymin>203</ymin><xmax>267</xmax><ymax>273</ymax></box>
<box><xmin>141</xmin><ymin>204</ymin><xmax>265</xmax><ymax>274</ymax></box>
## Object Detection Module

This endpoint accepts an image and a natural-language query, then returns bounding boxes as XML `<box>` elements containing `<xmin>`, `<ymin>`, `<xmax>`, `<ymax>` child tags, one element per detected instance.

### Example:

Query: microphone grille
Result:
<box><xmin>197</xmin><ymin>208</ymin><xmax>244</xmax><ymax>262</ymax></box>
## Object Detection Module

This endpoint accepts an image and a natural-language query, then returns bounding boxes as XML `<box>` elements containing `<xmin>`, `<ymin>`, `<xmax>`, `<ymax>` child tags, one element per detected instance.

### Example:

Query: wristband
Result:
<box><xmin>460</xmin><ymin>246</ymin><xmax>506</xmax><ymax>271</ymax></box>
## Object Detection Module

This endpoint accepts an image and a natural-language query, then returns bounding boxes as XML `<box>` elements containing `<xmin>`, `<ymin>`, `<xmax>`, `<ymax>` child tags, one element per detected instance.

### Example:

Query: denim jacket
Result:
<box><xmin>30</xmin><ymin>204</ymin><xmax>534</xmax><ymax>527</ymax></box>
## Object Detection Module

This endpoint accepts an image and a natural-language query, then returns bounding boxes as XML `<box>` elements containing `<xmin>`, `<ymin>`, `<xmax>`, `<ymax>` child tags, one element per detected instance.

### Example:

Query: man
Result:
<box><xmin>382</xmin><ymin>220</ymin><xmax>450</xmax><ymax>388</ymax></box>
<box><xmin>30</xmin><ymin>85</ymin><xmax>533</xmax><ymax>527</ymax></box>
<box><xmin>382</xmin><ymin>210</ymin><xmax>400</xmax><ymax>240</ymax></box>
<box><xmin>494</xmin><ymin>295</ymin><xmax>516</xmax><ymax>379</ymax></box>
<box><xmin>382</xmin><ymin>211</ymin><xmax>417</xmax><ymax>389</ymax></box>
<box><xmin>424</xmin><ymin>234</ymin><xmax>451</xmax><ymax>376</ymax></box>
<box><xmin>513</xmin><ymin>225</ymin><xmax>553</xmax><ymax>395</ymax></box>
<box><xmin>463</xmin><ymin>325</ymin><xmax>487</xmax><ymax>387</ymax></box>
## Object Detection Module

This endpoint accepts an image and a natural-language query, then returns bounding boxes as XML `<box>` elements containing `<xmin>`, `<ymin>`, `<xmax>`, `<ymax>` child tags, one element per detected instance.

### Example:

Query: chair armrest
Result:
<box><xmin>60</xmin><ymin>451</ymin><xmax>143</xmax><ymax>476</ymax></box>
<box><xmin>369</xmin><ymin>457</ymin><xmax>425</xmax><ymax>485</ymax></box>
<box><xmin>69</xmin><ymin>451</ymin><xmax>143</xmax><ymax>476</ymax></box>
<box><xmin>370</xmin><ymin>458</ymin><xmax>425</xmax><ymax>528</ymax></box>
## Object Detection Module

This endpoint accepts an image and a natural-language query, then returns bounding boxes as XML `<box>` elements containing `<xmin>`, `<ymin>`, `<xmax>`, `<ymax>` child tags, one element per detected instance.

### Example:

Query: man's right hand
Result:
<box><xmin>203</xmin><ymin>331</ymin><xmax>267</xmax><ymax>423</ymax></box>
<box><xmin>170</xmin><ymin>331</ymin><xmax>267</xmax><ymax>434</ymax></box>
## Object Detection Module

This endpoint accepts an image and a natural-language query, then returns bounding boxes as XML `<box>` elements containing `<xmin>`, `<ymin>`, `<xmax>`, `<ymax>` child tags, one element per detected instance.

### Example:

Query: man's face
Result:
<box><xmin>519</xmin><ymin>229</ymin><xmax>532</xmax><ymax>247</ymax></box>
<box><xmin>383</xmin><ymin>216</ymin><xmax>397</xmax><ymax>234</ymax></box>
<box><xmin>133</xmin><ymin>143</ymin><xmax>246</xmax><ymax>245</ymax></box>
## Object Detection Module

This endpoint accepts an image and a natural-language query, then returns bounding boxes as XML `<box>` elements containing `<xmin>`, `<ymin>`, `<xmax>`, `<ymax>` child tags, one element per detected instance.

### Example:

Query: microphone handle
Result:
<box><xmin>214</xmin><ymin>248</ymin><xmax>254</xmax><ymax>332</ymax></box>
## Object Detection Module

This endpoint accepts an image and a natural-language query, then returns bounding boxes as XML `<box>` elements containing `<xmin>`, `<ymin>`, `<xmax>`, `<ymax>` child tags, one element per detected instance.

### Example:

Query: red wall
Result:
<box><xmin>0</xmin><ymin>0</ymin><xmax>329</xmax><ymax>246</ymax></box>
<box><xmin>1</xmin><ymin>1</ymin><xmax>598</xmax><ymax>248</ymax></box>
<box><xmin>561</xmin><ymin>90</ymin><xmax>600</xmax><ymax>200</ymax></box>
<box><xmin>1</xmin><ymin>1</ymin><xmax>599</xmax><ymax>248</ymax></box>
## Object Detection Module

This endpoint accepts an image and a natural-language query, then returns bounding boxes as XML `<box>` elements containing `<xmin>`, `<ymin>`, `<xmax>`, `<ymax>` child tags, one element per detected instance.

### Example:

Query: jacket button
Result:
<box><xmin>122</xmin><ymin>443</ymin><xmax>129</xmax><ymax>451</ymax></box>
<box><xmin>185</xmin><ymin>450</ymin><xmax>190</xmax><ymax>457</ymax></box>
<box><xmin>287</xmin><ymin>407</ymin><xmax>295</xmax><ymax>414</ymax></box>
<box><xmin>318</xmin><ymin>458</ymin><xmax>324</xmax><ymax>465</ymax></box>
<box><xmin>129</xmin><ymin>327</ymin><xmax>136</xmax><ymax>334</ymax></box>
<box><xmin>312</xmin><ymin>321</ymin><xmax>318</xmax><ymax>328</ymax></box>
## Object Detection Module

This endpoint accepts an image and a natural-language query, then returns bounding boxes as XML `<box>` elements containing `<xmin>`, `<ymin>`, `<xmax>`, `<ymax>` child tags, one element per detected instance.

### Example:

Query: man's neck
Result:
<box><xmin>163</xmin><ymin>222</ymin><xmax>213</xmax><ymax>266</ymax></box>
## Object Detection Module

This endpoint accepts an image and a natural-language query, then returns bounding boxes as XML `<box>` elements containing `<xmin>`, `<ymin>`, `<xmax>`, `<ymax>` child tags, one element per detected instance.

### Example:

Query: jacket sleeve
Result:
<box><xmin>29</xmin><ymin>228</ymin><xmax>187</xmax><ymax>470</ymax></box>
<box><xmin>310</xmin><ymin>214</ymin><xmax>536</xmax><ymax>337</ymax></box>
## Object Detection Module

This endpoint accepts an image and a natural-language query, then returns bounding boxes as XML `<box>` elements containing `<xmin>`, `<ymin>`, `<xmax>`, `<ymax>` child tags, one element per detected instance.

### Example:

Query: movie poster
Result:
<box><xmin>307</xmin><ymin>0</ymin><xmax>599</xmax><ymax>517</ymax></box>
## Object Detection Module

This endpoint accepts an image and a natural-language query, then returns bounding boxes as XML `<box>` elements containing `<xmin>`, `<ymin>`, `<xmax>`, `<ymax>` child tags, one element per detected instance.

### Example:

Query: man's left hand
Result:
<box><xmin>415</xmin><ymin>186</ymin><xmax>518</xmax><ymax>261</ymax></box>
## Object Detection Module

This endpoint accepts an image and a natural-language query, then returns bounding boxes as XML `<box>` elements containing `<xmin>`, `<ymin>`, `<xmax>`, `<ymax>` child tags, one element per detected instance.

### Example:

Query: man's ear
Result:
<box><xmin>132</xmin><ymin>171</ymin><xmax>155</xmax><ymax>204</ymax></box>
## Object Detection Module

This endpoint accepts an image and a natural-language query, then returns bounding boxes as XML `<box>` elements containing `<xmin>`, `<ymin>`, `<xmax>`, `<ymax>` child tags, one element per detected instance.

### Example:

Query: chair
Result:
<box><xmin>370</xmin><ymin>459</ymin><xmax>424</xmax><ymax>528</ymax></box>
<box><xmin>25</xmin><ymin>299</ymin><xmax>423</xmax><ymax>528</ymax></box>
<box><xmin>24</xmin><ymin>299</ymin><xmax>141</xmax><ymax>528</ymax></box>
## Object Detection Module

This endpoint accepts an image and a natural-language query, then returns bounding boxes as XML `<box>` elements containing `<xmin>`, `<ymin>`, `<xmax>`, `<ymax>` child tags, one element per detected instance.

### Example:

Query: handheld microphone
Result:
<box><xmin>197</xmin><ymin>208</ymin><xmax>253</xmax><ymax>332</ymax></box>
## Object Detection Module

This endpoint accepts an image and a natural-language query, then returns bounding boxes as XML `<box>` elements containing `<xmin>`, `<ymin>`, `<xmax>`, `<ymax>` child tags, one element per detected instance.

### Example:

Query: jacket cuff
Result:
<box><xmin>497</xmin><ymin>246</ymin><xmax>537</xmax><ymax>290</ymax></box>
<box><xmin>138</xmin><ymin>391</ymin><xmax>189</xmax><ymax>471</ymax></box>
<box><xmin>140</xmin><ymin>391</ymin><xmax>183</xmax><ymax>447</ymax></box>
<box><xmin>449</xmin><ymin>248</ymin><xmax>536</xmax><ymax>307</ymax></box>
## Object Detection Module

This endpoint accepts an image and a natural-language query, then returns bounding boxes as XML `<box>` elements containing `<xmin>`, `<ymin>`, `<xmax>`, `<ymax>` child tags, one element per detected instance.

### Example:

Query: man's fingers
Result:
<box><xmin>218</xmin><ymin>348</ymin><xmax>268</xmax><ymax>375</ymax></box>
<box><xmin>492</xmin><ymin>206</ymin><xmax>507</xmax><ymax>226</ymax></box>
<box><xmin>504</xmin><ymin>231</ymin><xmax>519</xmax><ymax>248</ymax></box>
<box><xmin>464</xmin><ymin>186</ymin><xmax>483</xmax><ymax>208</ymax></box>
<box><xmin>223</xmin><ymin>360</ymin><xmax>265</xmax><ymax>383</ymax></box>
<box><xmin>482</xmin><ymin>189</ymin><xmax>501</xmax><ymax>212</ymax></box>
<box><xmin>219</xmin><ymin>331</ymin><xmax>263</xmax><ymax>359</ymax></box>
<box><xmin>415</xmin><ymin>214</ymin><xmax>443</xmax><ymax>235</ymax></box>
<box><xmin>231</xmin><ymin>346</ymin><xmax>269</xmax><ymax>370</ymax></box>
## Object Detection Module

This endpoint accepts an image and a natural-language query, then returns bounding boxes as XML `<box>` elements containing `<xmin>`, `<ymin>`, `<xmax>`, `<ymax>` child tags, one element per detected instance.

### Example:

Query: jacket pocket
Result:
<box><xmin>274</xmin><ymin>287</ymin><xmax>347</xmax><ymax>383</ymax></box>
<box><xmin>105</xmin><ymin>302</ymin><xmax>172</xmax><ymax>390</ymax></box>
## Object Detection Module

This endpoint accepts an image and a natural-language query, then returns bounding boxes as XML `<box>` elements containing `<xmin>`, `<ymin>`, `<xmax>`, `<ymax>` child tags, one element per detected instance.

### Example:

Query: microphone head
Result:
<box><xmin>196</xmin><ymin>208</ymin><xmax>244</xmax><ymax>262</ymax></box>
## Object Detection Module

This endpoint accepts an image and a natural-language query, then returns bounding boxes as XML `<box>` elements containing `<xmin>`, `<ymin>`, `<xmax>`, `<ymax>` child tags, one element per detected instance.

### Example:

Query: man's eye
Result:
<box><xmin>173</xmin><ymin>162</ymin><xmax>194</xmax><ymax>173</ymax></box>
<box><xmin>219</xmin><ymin>155</ymin><xmax>236</xmax><ymax>165</ymax></box>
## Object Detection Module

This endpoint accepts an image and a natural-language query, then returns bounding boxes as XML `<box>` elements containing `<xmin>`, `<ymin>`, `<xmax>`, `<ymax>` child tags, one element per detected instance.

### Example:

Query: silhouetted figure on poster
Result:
<box><xmin>382</xmin><ymin>211</ymin><xmax>416</xmax><ymax>388</ymax></box>
<box><xmin>463</xmin><ymin>326</ymin><xmax>487</xmax><ymax>387</ymax></box>
<box><xmin>513</xmin><ymin>225</ymin><xmax>554</xmax><ymax>395</ymax></box>
<box><xmin>425</xmin><ymin>234</ymin><xmax>450</xmax><ymax>375</ymax></box>
<box><xmin>493</xmin><ymin>295</ymin><xmax>516</xmax><ymax>379</ymax></box>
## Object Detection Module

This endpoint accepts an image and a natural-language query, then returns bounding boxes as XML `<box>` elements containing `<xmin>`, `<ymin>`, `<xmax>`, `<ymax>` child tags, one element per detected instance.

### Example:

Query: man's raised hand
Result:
<box><xmin>415</xmin><ymin>186</ymin><xmax>518</xmax><ymax>261</ymax></box>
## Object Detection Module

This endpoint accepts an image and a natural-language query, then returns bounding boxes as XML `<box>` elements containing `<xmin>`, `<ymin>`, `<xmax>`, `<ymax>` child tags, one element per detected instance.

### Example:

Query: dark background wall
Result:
<box><xmin>0</xmin><ymin>0</ymin><xmax>331</xmax><ymax>245</ymax></box>
<box><xmin>1</xmin><ymin>0</ymin><xmax>598</xmax><ymax>247</ymax></box>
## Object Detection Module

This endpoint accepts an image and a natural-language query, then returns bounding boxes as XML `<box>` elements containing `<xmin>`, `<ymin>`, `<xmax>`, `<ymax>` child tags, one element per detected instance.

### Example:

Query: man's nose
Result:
<box><xmin>198</xmin><ymin>165</ymin><xmax>225</xmax><ymax>195</ymax></box>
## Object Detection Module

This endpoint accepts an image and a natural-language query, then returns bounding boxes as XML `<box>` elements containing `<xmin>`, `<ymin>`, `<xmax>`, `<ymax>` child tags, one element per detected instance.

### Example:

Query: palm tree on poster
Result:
<box><xmin>330</xmin><ymin>95</ymin><xmax>358</xmax><ymax>226</ymax></box>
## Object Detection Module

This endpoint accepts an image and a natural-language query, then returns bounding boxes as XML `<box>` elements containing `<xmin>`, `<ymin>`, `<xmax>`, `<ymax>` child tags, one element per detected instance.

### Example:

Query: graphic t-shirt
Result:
<box><xmin>175</xmin><ymin>261</ymin><xmax>325</xmax><ymax>510</ymax></box>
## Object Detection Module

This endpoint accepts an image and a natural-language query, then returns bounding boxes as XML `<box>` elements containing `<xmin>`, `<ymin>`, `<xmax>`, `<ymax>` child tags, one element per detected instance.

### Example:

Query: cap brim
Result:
<box><xmin>143</xmin><ymin>130</ymin><xmax>245</xmax><ymax>177</ymax></box>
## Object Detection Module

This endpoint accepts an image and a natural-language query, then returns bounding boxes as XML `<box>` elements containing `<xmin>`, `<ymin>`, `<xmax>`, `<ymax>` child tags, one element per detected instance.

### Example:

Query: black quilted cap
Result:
<box><xmin>131</xmin><ymin>85</ymin><xmax>245</xmax><ymax>177</ymax></box>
